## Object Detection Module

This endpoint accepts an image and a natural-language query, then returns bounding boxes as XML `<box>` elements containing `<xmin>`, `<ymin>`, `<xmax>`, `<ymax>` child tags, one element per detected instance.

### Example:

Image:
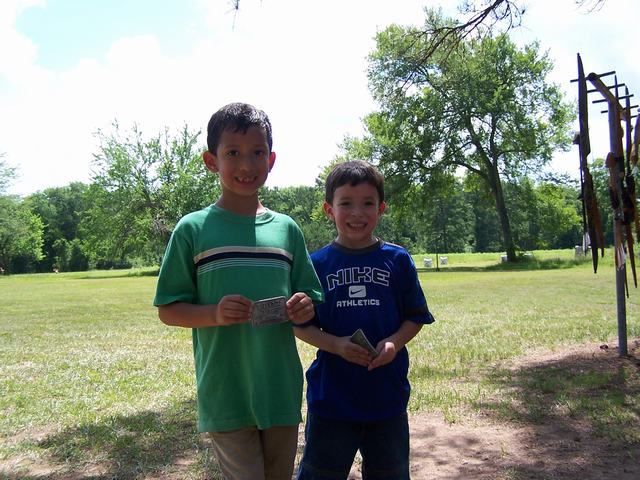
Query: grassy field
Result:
<box><xmin>413</xmin><ymin>248</ymin><xmax>612</xmax><ymax>269</ymax></box>
<box><xmin>1</xmin><ymin>252</ymin><xmax>639</xmax><ymax>478</ymax></box>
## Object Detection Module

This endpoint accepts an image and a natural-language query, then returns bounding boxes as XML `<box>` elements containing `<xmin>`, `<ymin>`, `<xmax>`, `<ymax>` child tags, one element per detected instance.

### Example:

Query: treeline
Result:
<box><xmin>0</xmin><ymin>128</ymin><xmax>618</xmax><ymax>274</ymax></box>
<box><xmin>4</xmin><ymin>12</ymin><xmax>611</xmax><ymax>274</ymax></box>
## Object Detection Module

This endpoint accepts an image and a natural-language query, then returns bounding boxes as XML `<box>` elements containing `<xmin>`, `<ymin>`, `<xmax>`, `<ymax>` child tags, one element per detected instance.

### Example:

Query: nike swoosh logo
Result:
<box><xmin>349</xmin><ymin>286</ymin><xmax>366</xmax><ymax>297</ymax></box>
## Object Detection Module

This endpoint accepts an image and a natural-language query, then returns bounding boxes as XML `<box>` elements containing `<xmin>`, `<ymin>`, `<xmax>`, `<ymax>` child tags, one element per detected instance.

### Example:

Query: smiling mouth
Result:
<box><xmin>236</xmin><ymin>176</ymin><xmax>257</xmax><ymax>184</ymax></box>
<box><xmin>348</xmin><ymin>222</ymin><xmax>367</xmax><ymax>229</ymax></box>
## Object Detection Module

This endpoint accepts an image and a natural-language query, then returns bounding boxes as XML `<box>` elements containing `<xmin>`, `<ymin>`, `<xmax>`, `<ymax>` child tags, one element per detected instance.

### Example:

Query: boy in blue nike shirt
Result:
<box><xmin>294</xmin><ymin>160</ymin><xmax>435</xmax><ymax>480</ymax></box>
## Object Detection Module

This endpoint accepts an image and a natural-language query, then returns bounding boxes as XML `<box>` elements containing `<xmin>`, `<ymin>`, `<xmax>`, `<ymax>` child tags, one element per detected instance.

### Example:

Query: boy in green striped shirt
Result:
<box><xmin>154</xmin><ymin>102</ymin><xmax>323</xmax><ymax>479</ymax></box>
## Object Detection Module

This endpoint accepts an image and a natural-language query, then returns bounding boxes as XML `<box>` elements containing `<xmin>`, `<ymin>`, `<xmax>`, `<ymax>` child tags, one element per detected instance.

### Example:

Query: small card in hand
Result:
<box><xmin>350</xmin><ymin>328</ymin><xmax>379</xmax><ymax>358</ymax></box>
<box><xmin>250</xmin><ymin>296</ymin><xmax>288</xmax><ymax>326</ymax></box>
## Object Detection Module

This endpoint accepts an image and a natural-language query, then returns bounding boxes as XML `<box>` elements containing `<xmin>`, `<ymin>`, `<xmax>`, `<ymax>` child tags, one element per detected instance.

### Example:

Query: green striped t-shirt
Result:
<box><xmin>154</xmin><ymin>205</ymin><xmax>323</xmax><ymax>432</ymax></box>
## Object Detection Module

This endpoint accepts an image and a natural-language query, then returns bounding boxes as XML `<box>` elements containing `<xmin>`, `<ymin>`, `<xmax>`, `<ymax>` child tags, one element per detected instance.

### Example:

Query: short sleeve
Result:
<box><xmin>289</xmin><ymin>222</ymin><xmax>324</xmax><ymax>304</ymax></box>
<box><xmin>153</xmin><ymin>226</ymin><xmax>198</xmax><ymax>306</ymax></box>
<box><xmin>401</xmin><ymin>251</ymin><xmax>435</xmax><ymax>325</ymax></box>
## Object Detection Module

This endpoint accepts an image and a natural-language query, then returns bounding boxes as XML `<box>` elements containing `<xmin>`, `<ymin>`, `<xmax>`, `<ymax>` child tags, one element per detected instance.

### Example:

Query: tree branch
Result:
<box><xmin>412</xmin><ymin>0</ymin><xmax>605</xmax><ymax>64</ymax></box>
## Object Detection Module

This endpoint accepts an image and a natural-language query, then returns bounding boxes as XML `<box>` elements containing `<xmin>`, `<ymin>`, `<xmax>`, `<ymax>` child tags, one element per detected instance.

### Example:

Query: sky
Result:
<box><xmin>1</xmin><ymin>0</ymin><xmax>639</xmax><ymax>197</ymax></box>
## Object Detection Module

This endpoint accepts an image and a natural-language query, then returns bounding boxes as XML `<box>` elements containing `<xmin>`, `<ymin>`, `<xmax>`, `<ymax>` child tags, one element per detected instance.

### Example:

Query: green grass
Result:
<box><xmin>413</xmin><ymin>248</ymin><xmax>615</xmax><ymax>270</ymax></box>
<box><xmin>1</xmin><ymin>251</ymin><xmax>639</xmax><ymax>478</ymax></box>
<box><xmin>0</xmin><ymin>271</ymin><xmax>213</xmax><ymax>477</ymax></box>
<box><xmin>409</xmin><ymin>265</ymin><xmax>639</xmax><ymax>419</ymax></box>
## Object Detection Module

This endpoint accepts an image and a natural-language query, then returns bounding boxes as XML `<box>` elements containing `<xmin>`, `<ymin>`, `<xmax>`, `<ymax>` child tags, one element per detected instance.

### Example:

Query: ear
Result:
<box><xmin>323</xmin><ymin>201</ymin><xmax>335</xmax><ymax>221</ymax></box>
<box><xmin>203</xmin><ymin>151</ymin><xmax>218</xmax><ymax>173</ymax></box>
<box><xmin>268</xmin><ymin>151</ymin><xmax>276</xmax><ymax>171</ymax></box>
<box><xmin>378</xmin><ymin>201</ymin><xmax>386</xmax><ymax>216</ymax></box>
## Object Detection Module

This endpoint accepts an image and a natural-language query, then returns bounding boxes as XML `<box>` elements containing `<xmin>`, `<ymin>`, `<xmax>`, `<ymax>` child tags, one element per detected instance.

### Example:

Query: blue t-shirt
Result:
<box><xmin>306</xmin><ymin>240</ymin><xmax>435</xmax><ymax>421</ymax></box>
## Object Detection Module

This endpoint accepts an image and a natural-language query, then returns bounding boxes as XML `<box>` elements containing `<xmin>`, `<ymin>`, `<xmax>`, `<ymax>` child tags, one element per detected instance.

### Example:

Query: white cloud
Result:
<box><xmin>2</xmin><ymin>0</ymin><xmax>639</xmax><ymax>196</ymax></box>
<box><xmin>1</xmin><ymin>0</ymin><xmax>436</xmax><ymax>195</ymax></box>
<box><xmin>0</xmin><ymin>0</ymin><xmax>51</xmax><ymax>88</ymax></box>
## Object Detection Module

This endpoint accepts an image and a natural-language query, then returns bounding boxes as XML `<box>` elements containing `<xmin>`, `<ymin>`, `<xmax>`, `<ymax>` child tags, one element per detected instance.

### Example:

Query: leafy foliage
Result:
<box><xmin>261</xmin><ymin>185</ymin><xmax>334</xmax><ymax>252</ymax></box>
<box><xmin>0</xmin><ymin>155</ymin><xmax>45</xmax><ymax>271</ymax></box>
<box><xmin>80</xmin><ymin>123</ymin><xmax>219</xmax><ymax>267</ymax></box>
<box><xmin>26</xmin><ymin>182</ymin><xmax>88</xmax><ymax>272</ymax></box>
<box><xmin>0</xmin><ymin>196</ymin><xmax>44</xmax><ymax>272</ymax></box>
<box><xmin>0</xmin><ymin>156</ymin><xmax>17</xmax><ymax>196</ymax></box>
<box><xmin>358</xmin><ymin>10</ymin><xmax>574</xmax><ymax>260</ymax></box>
<box><xmin>3</xmin><ymin>119</ymin><xmax>591</xmax><ymax>273</ymax></box>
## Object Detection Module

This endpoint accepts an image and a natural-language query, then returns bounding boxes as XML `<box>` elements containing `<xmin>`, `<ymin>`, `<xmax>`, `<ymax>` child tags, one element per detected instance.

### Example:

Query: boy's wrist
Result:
<box><xmin>292</xmin><ymin>317</ymin><xmax>316</xmax><ymax>328</ymax></box>
<box><xmin>210</xmin><ymin>304</ymin><xmax>220</xmax><ymax>326</ymax></box>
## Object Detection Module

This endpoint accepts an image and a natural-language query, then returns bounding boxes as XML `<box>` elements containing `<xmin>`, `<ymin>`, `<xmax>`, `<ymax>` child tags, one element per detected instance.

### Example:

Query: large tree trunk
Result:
<box><xmin>487</xmin><ymin>166</ymin><xmax>517</xmax><ymax>262</ymax></box>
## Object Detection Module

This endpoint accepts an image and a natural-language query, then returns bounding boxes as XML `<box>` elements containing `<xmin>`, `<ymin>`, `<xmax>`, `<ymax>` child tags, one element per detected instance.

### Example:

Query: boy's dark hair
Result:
<box><xmin>206</xmin><ymin>102</ymin><xmax>273</xmax><ymax>153</ymax></box>
<box><xmin>325</xmin><ymin>160</ymin><xmax>385</xmax><ymax>204</ymax></box>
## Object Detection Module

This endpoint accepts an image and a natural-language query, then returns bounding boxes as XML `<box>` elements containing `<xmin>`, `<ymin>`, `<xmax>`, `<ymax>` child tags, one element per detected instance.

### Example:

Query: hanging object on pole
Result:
<box><xmin>587</xmin><ymin>70</ymin><xmax>638</xmax><ymax>289</ymax></box>
<box><xmin>622</xmin><ymin>89</ymin><xmax>638</xmax><ymax>288</ymax></box>
<box><xmin>575</xmin><ymin>53</ymin><xmax>605</xmax><ymax>272</ymax></box>
<box><xmin>631</xmin><ymin>113</ymin><xmax>640</xmax><ymax>171</ymax></box>
<box><xmin>579</xmin><ymin>56</ymin><xmax>637</xmax><ymax>356</ymax></box>
<box><xmin>605</xmin><ymin>152</ymin><xmax>627</xmax><ymax>269</ymax></box>
<box><xmin>630</xmin><ymin>113</ymin><xmax>640</xmax><ymax>245</ymax></box>
<box><xmin>631</xmin><ymin>114</ymin><xmax>640</xmax><ymax>242</ymax></box>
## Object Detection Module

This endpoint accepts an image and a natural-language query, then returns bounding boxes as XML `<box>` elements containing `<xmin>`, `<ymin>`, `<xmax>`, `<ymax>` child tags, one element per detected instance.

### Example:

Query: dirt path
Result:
<box><xmin>346</xmin><ymin>340</ymin><xmax>640</xmax><ymax>480</ymax></box>
<box><xmin>405</xmin><ymin>410</ymin><xmax>638</xmax><ymax>479</ymax></box>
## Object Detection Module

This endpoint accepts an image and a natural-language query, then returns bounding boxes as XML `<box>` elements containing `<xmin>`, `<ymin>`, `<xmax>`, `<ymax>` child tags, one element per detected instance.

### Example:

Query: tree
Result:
<box><xmin>81</xmin><ymin>123</ymin><xmax>219</xmax><ymax>267</ymax></box>
<box><xmin>1</xmin><ymin>157</ymin><xmax>16</xmax><ymax>196</ymax></box>
<box><xmin>463</xmin><ymin>173</ymin><xmax>504</xmax><ymax>252</ymax></box>
<box><xmin>260</xmin><ymin>185</ymin><xmax>333</xmax><ymax>252</ymax></box>
<box><xmin>398</xmin><ymin>0</ymin><xmax>606</xmax><ymax>63</ymax></box>
<box><xmin>0</xmin><ymin>155</ymin><xmax>44</xmax><ymax>272</ymax></box>
<box><xmin>462</xmin><ymin>172</ymin><xmax>582</xmax><ymax>252</ymax></box>
<box><xmin>67</xmin><ymin>239</ymin><xmax>89</xmax><ymax>271</ymax></box>
<box><xmin>362</xmin><ymin>12</ymin><xmax>573</xmax><ymax>260</ymax></box>
<box><xmin>52</xmin><ymin>238</ymin><xmax>70</xmax><ymax>271</ymax></box>
<box><xmin>422</xmin><ymin>176</ymin><xmax>474</xmax><ymax>253</ymax></box>
<box><xmin>0</xmin><ymin>196</ymin><xmax>44</xmax><ymax>273</ymax></box>
<box><xmin>532</xmin><ymin>176</ymin><xmax>582</xmax><ymax>249</ymax></box>
<box><xmin>51</xmin><ymin>237</ymin><xmax>88</xmax><ymax>272</ymax></box>
<box><xmin>261</xmin><ymin>185</ymin><xmax>322</xmax><ymax>225</ymax></box>
<box><xmin>26</xmin><ymin>182</ymin><xmax>89</xmax><ymax>272</ymax></box>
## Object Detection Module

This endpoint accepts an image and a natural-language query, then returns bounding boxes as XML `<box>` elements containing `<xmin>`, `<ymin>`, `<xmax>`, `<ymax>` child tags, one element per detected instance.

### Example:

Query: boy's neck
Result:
<box><xmin>334</xmin><ymin>236</ymin><xmax>379</xmax><ymax>250</ymax></box>
<box><xmin>215</xmin><ymin>194</ymin><xmax>267</xmax><ymax>216</ymax></box>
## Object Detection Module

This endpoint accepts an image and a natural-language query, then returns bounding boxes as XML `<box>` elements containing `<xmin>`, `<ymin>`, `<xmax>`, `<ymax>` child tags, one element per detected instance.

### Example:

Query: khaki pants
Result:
<box><xmin>207</xmin><ymin>425</ymin><xmax>299</xmax><ymax>480</ymax></box>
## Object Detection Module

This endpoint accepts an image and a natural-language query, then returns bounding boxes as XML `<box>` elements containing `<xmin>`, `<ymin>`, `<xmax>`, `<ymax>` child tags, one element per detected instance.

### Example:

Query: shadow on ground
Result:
<box><xmin>408</xmin><ymin>340</ymin><xmax>640</xmax><ymax>480</ymax></box>
<box><xmin>2</xmin><ymin>399</ymin><xmax>218</xmax><ymax>479</ymax></box>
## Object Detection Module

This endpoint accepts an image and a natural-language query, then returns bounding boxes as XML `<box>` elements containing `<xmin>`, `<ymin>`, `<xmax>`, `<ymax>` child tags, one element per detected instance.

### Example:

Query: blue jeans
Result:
<box><xmin>297</xmin><ymin>412</ymin><xmax>410</xmax><ymax>480</ymax></box>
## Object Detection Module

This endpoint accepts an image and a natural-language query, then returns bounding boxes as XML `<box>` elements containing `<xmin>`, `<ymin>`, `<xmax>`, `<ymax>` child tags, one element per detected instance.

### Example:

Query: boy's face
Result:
<box><xmin>203</xmin><ymin>125</ymin><xmax>275</xmax><ymax>204</ymax></box>
<box><xmin>324</xmin><ymin>182</ymin><xmax>385</xmax><ymax>249</ymax></box>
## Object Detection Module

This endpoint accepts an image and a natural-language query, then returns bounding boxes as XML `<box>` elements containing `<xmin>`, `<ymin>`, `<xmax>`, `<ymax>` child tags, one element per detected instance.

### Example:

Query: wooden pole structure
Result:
<box><xmin>587</xmin><ymin>71</ymin><xmax>629</xmax><ymax>356</ymax></box>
